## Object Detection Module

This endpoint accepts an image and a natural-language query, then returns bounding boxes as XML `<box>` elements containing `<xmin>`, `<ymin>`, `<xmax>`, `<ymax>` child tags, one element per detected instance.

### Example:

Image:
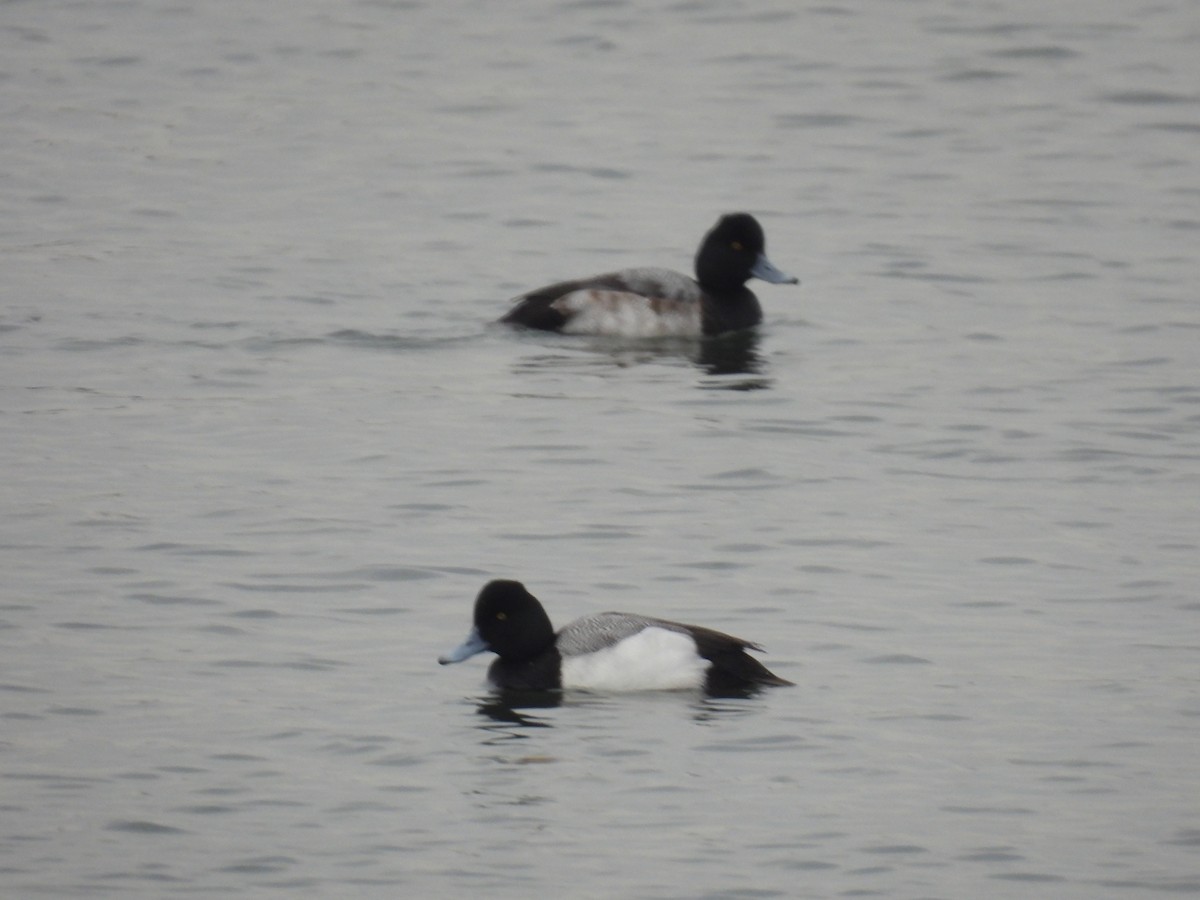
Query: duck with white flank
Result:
<box><xmin>500</xmin><ymin>213</ymin><xmax>798</xmax><ymax>338</ymax></box>
<box><xmin>440</xmin><ymin>580</ymin><xmax>793</xmax><ymax>694</ymax></box>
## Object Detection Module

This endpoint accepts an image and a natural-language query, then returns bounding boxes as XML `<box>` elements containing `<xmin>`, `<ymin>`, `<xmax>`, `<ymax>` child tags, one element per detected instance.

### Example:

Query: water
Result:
<box><xmin>3</xmin><ymin>0</ymin><xmax>1199</xmax><ymax>896</ymax></box>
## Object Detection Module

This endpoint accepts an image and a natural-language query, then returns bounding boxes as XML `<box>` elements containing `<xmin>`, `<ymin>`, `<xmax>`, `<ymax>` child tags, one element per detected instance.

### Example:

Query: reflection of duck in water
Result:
<box><xmin>440</xmin><ymin>580</ymin><xmax>793</xmax><ymax>695</ymax></box>
<box><xmin>509</xmin><ymin>328</ymin><xmax>767</xmax><ymax>383</ymax></box>
<box><xmin>500</xmin><ymin>213</ymin><xmax>798</xmax><ymax>338</ymax></box>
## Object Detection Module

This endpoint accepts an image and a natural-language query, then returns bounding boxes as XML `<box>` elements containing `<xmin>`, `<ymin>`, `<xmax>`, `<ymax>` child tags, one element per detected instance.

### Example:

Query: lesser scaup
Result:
<box><xmin>439</xmin><ymin>579</ymin><xmax>793</xmax><ymax>693</ymax></box>
<box><xmin>500</xmin><ymin>213</ymin><xmax>798</xmax><ymax>338</ymax></box>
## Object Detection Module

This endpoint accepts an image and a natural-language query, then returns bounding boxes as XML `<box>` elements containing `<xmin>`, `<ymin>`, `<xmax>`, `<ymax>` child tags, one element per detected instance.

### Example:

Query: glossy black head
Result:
<box><xmin>472</xmin><ymin>579</ymin><xmax>556</xmax><ymax>662</ymax></box>
<box><xmin>694</xmin><ymin>213</ymin><xmax>797</xmax><ymax>293</ymax></box>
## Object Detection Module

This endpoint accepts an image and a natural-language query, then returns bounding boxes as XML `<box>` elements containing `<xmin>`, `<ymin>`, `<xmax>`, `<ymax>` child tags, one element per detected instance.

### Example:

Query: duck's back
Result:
<box><xmin>557</xmin><ymin>611</ymin><xmax>685</xmax><ymax>656</ymax></box>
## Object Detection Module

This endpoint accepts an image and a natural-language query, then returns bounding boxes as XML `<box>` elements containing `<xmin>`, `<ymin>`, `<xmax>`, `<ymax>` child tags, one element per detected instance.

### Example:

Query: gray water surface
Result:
<box><xmin>4</xmin><ymin>1</ymin><xmax>1199</xmax><ymax>897</ymax></box>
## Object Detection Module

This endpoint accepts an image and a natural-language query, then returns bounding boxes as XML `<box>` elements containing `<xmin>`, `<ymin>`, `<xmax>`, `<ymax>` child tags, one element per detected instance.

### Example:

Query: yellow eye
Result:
<box><xmin>496</xmin><ymin>612</ymin><xmax>507</xmax><ymax>621</ymax></box>
<box><xmin>731</xmin><ymin>241</ymin><xmax>744</xmax><ymax>251</ymax></box>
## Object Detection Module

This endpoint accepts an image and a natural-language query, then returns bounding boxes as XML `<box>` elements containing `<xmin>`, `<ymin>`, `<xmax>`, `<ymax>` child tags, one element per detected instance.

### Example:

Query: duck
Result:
<box><xmin>439</xmin><ymin>579</ymin><xmax>793</xmax><ymax>694</ymax></box>
<box><xmin>499</xmin><ymin>213</ymin><xmax>798</xmax><ymax>337</ymax></box>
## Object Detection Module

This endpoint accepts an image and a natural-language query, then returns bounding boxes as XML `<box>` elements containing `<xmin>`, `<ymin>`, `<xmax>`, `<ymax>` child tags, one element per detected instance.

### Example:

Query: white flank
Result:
<box><xmin>556</xmin><ymin>290</ymin><xmax>702</xmax><ymax>338</ymax></box>
<box><xmin>560</xmin><ymin>626</ymin><xmax>708</xmax><ymax>692</ymax></box>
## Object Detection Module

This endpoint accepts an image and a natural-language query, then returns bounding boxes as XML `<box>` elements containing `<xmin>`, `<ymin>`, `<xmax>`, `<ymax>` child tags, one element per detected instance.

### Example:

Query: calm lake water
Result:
<box><xmin>4</xmin><ymin>0</ymin><xmax>1199</xmax><ymax>897</ymax></box>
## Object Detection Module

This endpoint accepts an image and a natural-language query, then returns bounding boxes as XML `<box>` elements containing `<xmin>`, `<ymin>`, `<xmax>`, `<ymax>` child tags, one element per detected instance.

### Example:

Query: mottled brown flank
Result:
<box><xmin>558</xmin><ymin>289</ymin><xmax>654</xmax><ymax>310</ymax></box>
<box><xmin>584</xmin><ymin>289</ymin><xmax>634</xmax><ymax>309</ymax></box>
<box><xmin>647</xmin><ymin>296</ymin><xmax>694</xmax><ymax>315</ymax></box>
<box><xmin>551</xmin><ymin>290</ymin><xmax>694</xmax><ymax>313</ymax></box>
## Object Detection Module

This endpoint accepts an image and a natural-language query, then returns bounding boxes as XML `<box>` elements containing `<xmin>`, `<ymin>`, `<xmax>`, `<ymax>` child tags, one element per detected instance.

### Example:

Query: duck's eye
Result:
<box><xmin>731</xmin><ymin>241</ymin><xmax>744</xmax><ymax>252</ymax></box>
<box><xmin>496</xmin><ymin>612</ymin><xmax>507</xmax><ymax>621</ymax></box>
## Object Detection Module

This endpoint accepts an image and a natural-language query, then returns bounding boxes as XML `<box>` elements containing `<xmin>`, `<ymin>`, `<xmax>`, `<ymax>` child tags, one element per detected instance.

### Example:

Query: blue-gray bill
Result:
<box><xmin>750</xmin><ymin>253</ymin><xmax>799</xmax><ymax>285</ymax></box>
<box><xmin>438</xmin><ymin>626</ymin><xmax>489</xmax><ymax>665</ymax></box>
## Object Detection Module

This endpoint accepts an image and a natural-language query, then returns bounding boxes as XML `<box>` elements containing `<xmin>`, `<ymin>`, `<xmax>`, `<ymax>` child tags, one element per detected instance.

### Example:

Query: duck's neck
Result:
<box><xmin>489</xmin><ymin>647</ymin><xmax>563</xmax><ymax>690</ymax></box>
<box><xmin>702</xmin><ymin>289</ymin><xmax>761</xmax><ymax>335</ymax></box>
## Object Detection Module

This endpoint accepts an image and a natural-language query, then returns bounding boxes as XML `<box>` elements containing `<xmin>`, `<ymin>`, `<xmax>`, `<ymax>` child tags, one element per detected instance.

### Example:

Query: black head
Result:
<box><xmin>694</xmin><ymin>213</ymin><xmax>797</xmax><ymax>293</ymax></box>
<box><xmin>472</xmin><ymin>579</ymin><xmax>556</xmax><ymax>662</ymax></box>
